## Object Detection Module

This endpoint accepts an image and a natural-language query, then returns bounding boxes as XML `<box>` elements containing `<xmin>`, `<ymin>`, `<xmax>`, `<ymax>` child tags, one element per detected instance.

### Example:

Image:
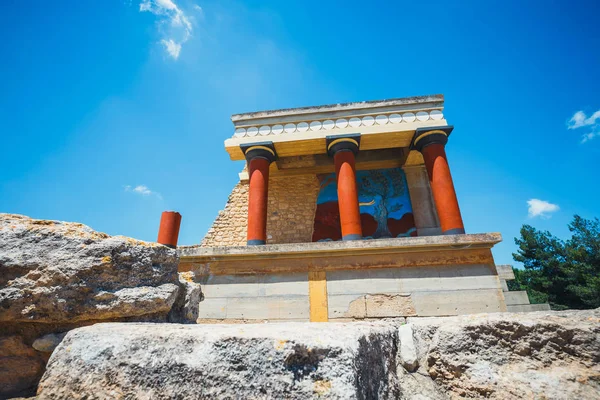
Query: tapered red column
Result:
<box><xmin>157</xmin><ymin>211</ymin><xmax>182</xmax><ymax>248</ymax></box>
<box><xmin>242</xmin><ymin>143</ymin><xmax>277</xmax><ymax>245</ymax></box>
<box><xmin>327</xmin><ymin>134</ymin><xmax>362</xmax><ymax>240</ymax></box>
<box><xmin>413</xmin><ymin>127</ymin><xmax>465</xmax><ymax>235</ymax></box>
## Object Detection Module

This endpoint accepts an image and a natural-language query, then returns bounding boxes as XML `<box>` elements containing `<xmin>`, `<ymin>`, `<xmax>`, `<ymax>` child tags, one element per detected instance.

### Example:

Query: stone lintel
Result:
<box><xmin>238</xmin><ymin>147</ymin><xmax>408</xmax><ymax>181</ymax></box>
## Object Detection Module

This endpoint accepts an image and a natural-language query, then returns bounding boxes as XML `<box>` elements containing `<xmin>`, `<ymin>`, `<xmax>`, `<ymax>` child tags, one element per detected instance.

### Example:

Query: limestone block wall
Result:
<box><xmin>197</xmin><ymin>273</ymin><xmax>310</xmax><ymax>321</ymax></box>
<box><xmin>201</xmin><ymin>182</ymin><xmax>248</xmax><ymax>247</ymax></box>
<box><xmin>193</xmin><ymin>264</ymin><xmax>506</xmax><ymax>322</ymax></box>
<box><xmin>327</xmin><ymin>264</ymin><xmax>506</xmax><ymax>319</ymax></box>
<box><xmin>266</xmin><ymin>175</ymin><xmax>320</xmax><ymax>245</ymax></box>
<box><xmin>201</xmin><ymin>174</ymin><xmax>320</xmax><ymax>247</ymax></box>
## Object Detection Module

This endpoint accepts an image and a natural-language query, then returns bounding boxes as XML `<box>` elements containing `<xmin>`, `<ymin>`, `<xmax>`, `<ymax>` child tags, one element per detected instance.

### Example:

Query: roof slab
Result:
<box><xmin>224</xmin><ymin>94</ymin><xmax>448</xmax><ymax>161</ymax></box>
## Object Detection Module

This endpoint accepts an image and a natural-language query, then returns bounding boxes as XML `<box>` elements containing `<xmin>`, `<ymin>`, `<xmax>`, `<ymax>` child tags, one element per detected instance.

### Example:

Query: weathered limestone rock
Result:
<box><xmin>407</xmin><ymin>308</ymin><xmax>600</xmax><ymax>399</ymax></box>
<box><xmin>32</xmin><ymin>333</ymin><xmax>67</xmax><ymax>353</ymax></box>
<box><xmin>398</xmin><ymin>323</ymin><xmax>418</xmax><ymax>372</ymax></box>
<box><xmin>168</xmin><ymin>271</ymin><xmax>203</xmax><ymax>324</ymax></box>
<box><xmin>0</xmin><ymin>214</ymin><xmax>180</xmax><ymax>323</ymax></box>
<box><xmin>37</xmin><ymin>322</ymin><xmax>400</xmax><ymax>399</ymax></box>
<box><xmin>37</xmin><ymin>309</ymin><xmax>600</xmax><ymax>400</ymax></box>
<box><xmin>0</xmin><ymin>213</ymin><xmax>193</xmax><ymax>398</ymax></box>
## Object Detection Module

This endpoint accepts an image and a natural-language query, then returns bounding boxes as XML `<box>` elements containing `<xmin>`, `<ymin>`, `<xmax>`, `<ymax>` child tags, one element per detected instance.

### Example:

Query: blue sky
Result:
<box><xmin>1</xmin><ymin>0</ymin><xmax>598</xmax><ymax>266</ymax></box>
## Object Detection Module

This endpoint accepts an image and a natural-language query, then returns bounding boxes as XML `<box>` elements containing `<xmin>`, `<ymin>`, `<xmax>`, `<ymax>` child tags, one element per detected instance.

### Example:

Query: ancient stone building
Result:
<box><xmin>179</xmin><ymin>94</ymin><xmax>546</xmax><ymax>322</ymax></box>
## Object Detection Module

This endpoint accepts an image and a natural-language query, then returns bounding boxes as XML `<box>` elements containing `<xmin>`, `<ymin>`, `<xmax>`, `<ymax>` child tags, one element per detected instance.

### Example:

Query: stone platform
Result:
<box><xmin>179</xmin><ymin>233</ymin><xmax>507</xmax><ymax>322</ymax></box>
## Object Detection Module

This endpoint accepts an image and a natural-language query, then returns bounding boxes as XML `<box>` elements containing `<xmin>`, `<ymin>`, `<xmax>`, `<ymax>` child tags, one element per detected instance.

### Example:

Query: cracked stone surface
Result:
<box><xmin>0</xmin><ymin>214</ymin><xmax>203</xmax><ymax>398</ymax></box>
<box><xmin>0</xmin><ymin>214</ymin><xmax>180</xmax><ymax>324</ymax></box>
<box><xmin>407</xmin><ymin>308</ymin><xmax>600</xmax><ymax>399</ymax></box>
<box><xmin>37</xmin><ymin>309</ymin><xmax>600</xmax><ymax>399</ymax></box>
<box><xmin>37</xmin><ymin>322</ymin><xmax>400</xmax><ymax>399</ymax></box>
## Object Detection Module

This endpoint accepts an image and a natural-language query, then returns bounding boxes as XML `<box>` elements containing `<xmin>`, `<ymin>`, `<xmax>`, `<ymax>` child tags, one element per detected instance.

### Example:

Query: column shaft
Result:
<box><xmin>247</xmin><ymin>157</ymin><xmax>270</xmax><ymax>245</ymax></box>
<box><xmin>421</xmin><ymin>143</ymin><xmax>465</xmax><ymax>234</ymax></box>
<box><xmin>157</xmin><ymin>211</ymin><xmax>182</xmax><ymax>248</ymax></box>
<box><xmin>334</xmin><ymin>150</ymin><xmax>362</xmax><ymax>240</ymax></box>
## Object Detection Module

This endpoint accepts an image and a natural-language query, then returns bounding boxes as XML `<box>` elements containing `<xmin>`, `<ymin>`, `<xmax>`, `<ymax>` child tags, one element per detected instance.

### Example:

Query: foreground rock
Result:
<box><xmin>0</xmin><ymin>214</ymin><xmax>179</xmax><ymax>323</ymax></box>
<box><xmin>0</xmin><ymin>214</ymin><xmax>200</xmax><ymax>398</ymax></box>
<box><xmin>37</xmin><ymin>309</ymin><xmax>600</xmax><ymax>399</ymax></box>
<box><xmin>38</xmin><ymin>322</ymin><xmax>400</xmax><ymax>399</ymax></box>
<box><xmin>407</xmin><ymin>308</ymin><xmax>600</xmax><ymax>399</ymax></box>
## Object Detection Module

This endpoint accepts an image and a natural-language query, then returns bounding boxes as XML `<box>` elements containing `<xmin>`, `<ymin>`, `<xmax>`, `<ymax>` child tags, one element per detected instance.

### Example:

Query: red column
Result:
<box><xmin>157</xmin><ymin>211</ymin><xmax>182</xmax><ymax>248</ymax></box>
<box><xmin>247</xmin><ymin>157</ymin><xmax>270</xmax><ymax>245</ymax></box>
<box><xmin>421</xmin><ymin>143</ymin><xmax>465</xmax><ymax>234</ymax></box>
<box><xmin>334</xmin><ymin>151</ymin><xmax>362</xmax><ymax>240</ymax></box>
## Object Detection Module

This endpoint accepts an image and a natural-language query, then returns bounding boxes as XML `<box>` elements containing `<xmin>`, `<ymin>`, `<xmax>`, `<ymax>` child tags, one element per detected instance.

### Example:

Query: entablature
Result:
<box><xmin>225</xmin><ymin>94</ymin><xmax>448</xmax><ymax>161</ymax></box>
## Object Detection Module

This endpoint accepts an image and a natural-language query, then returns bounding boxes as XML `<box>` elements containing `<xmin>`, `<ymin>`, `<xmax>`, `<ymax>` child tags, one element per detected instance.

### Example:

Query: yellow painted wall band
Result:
<box><xmin>413</xmin><ymin>130</ymin><xmax>448</xmax><ymax>146</ymax></box>
<box><xmin>327</xmin><ymin>138</ymin><xmax>359</xmax><ymax>151</ymax></box>
<box><xmin>308</xmin><ymin>270</ymin><xmax>329</xmax><ymax>322</ymax></box>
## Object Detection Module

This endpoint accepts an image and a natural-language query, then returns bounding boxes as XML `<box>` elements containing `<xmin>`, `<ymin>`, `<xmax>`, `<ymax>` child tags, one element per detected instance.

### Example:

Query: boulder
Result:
<box><xmin>36</xmin><ymin>309</ymin><xmax>600</xmax><ymax>399</ymax></box>
<box><xmin>0</xmin><ymin>213</ymin><xmax>196</xmax><ymax>398</ymax></box>
<box><xmin>0</xmin><ymin>214</ymin><xmax>180</xmax><ymax>324</ymax></box>
<box><xmin>408</xmin><ymin>308</ymin><xmax>600</xmax><ymax>399</ymax></box>
<box><xmin>37</xmin><ymin>322</ymin><xmax>399</xmax><ymax>399</ymax></box>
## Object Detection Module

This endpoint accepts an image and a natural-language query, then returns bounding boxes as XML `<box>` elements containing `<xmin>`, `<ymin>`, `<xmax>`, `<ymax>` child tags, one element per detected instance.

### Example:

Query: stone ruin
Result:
<box><xmin>1</xmin><ymin>95</ymin><xmax>596</xmax><ymax>399</ymax></box>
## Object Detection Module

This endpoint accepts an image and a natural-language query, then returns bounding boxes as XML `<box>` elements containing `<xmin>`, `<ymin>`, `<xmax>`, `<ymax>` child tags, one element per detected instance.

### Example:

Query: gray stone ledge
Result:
<box><xmin>179</xmin><ymin>232</ymin><xmax>502</xmax><ymax>259</ymax></box>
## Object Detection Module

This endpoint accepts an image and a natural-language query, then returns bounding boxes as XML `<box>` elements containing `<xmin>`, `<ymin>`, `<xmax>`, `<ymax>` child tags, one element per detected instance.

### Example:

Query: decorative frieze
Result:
<box><xmin>233</xmin><ymin>110</ymin><xmax>444</xmax><ymax>138</ymax></box>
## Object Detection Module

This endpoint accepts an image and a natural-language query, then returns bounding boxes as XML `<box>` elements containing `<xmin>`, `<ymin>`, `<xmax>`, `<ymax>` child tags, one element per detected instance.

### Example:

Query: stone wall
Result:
<box><xmin>197</xmin><ymin>272</ymin><xmax>310</xmax><ymax>321</ymax></box>
<box><xmin>266</xmin><ymin>174</ymin><xmax>320</xmax><ymax>245</ymax></box>
<box><xmin>201</xmin><ymin>182</ymin><xmax>248</xmax><ymax>247</ymax></box>
<box><xmin>193</xmin><ymin>264</ymin><xmax>506</xmax><ymax>322</ymax></box>
<box><xmin>327</xmin><ymin>264</ymin><xmax>506</xmax><ymax>320</ymax></box>
<box><xmin>201</xmin><ymin>174</ymin><xmax>320</xmax><ymax>247</ymax></box>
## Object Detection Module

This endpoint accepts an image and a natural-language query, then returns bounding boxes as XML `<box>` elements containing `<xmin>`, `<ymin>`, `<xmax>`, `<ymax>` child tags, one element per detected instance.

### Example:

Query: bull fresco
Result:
<box><xmin>312</xmin><ymin>167</ymin><xmax>417</xmax><ymax>241</ymax></box>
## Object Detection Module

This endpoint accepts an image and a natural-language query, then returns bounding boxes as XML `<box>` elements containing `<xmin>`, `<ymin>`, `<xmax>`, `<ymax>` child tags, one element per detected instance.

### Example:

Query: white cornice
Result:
<box><xmin>229</xmin><ymin>94</ymin><xmax>445</xmax><ymax>139</ymax></box>
<box><xmin>231</xmin><ymin>94</ymin><xmax>444</xmax><ymax>123</ymax></box>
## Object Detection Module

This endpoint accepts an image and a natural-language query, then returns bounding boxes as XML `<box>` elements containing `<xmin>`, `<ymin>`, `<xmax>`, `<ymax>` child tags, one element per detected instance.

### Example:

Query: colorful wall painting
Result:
<box><xmin>312</xmin><ymin>167</ymin><xmax>417</xmax><ymax>241</ymax></box>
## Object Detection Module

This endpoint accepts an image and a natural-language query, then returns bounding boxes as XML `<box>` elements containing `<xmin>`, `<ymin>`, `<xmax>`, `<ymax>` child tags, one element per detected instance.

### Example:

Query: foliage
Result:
<box><xmin>512</xmin><ymin>215</ymin><xmax>600</xmax><ymax>310</ymax></box>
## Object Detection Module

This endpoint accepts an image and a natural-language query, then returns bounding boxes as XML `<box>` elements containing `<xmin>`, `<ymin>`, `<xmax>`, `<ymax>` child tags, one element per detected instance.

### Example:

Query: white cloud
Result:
<box><xmin>527</xmin><ymin>199</ymin><xmax>559</xmax><ymax>219</ymax></box>
<box><xmin>567</xmin><ymin>108</ymin><xmax>600</xmax><ymax>144</ymax></box>
<box><xmin>139</xmin><ymin>0</ymin><xmax>193</xmax><ymax>60</ymax></box>
<box><xmin>161</xmin><ymin>39</ymin><xmax>181</xmax><ymax>59</ymax></box>
<box><xmin>124</xmin><ymin>185</ymin><xmax>162</xmax><ymax>199</ymax></box>
<box><xmin>580</xmin><ymin>131</ymin><xmax>600</xmax><ymax>144</ymax></box>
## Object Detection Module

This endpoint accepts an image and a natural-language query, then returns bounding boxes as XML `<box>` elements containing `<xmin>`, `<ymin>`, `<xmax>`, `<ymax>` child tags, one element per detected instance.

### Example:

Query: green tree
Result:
<box><xmin>512</xmin><ymin>215</ymin><xmax>600</xmax><ymax>310</ymax></box>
